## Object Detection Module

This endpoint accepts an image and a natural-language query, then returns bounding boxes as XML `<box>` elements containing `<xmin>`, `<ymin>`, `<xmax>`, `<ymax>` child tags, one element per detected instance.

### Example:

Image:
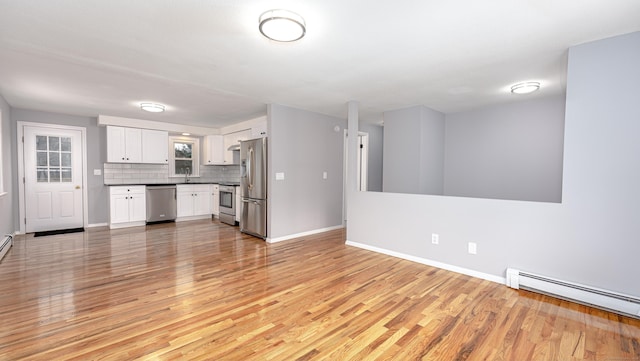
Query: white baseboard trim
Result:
<box><xmin>87</xmin><ymin>223</ymin><xmax>108</xmax><ymax>228</ymax></box>
<box><xmin>345</xmin><ymin>240</ymin><xmax>505</xmax><ymax>285</ymax></box>
<box><xmin>267</xmin><ymin>225</ymin><xmax>344</xmax><ymax>244</ymax></box>
<box><xmin>176</xmin><ymin>215</ymin><xmax>212</xmax><ymax>223</ymax></box>
<box><xmin>109</xmin><ymin>221</ymin><xmax>146</xmax><ymax>230</ymax></box>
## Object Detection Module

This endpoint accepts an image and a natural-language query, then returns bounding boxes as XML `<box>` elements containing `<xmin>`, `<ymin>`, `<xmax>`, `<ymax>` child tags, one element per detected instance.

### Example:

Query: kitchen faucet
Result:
<box><xmin>184</xmin><ymin>167</ymin><xmax>191</xmax><ymax>183</ymax></box>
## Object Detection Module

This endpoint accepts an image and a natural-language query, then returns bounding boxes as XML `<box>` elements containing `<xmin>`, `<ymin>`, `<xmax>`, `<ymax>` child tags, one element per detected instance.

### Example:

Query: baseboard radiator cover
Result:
<box><xmin>0</xmin><ymin>233</ymin><xmax>13</xmax><ymax>262</ymax></box>
<box><xmin>506</xmin><ymin>268</ymin><xmax>640</xmax><ymax>319</ymax></box>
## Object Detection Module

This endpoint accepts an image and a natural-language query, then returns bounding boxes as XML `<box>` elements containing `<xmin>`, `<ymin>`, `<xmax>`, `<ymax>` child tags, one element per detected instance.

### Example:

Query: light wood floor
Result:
<box><xmin>0</xmin><ymin>220</ymin><xmax>638</xmax><ymax>360</ymax></box>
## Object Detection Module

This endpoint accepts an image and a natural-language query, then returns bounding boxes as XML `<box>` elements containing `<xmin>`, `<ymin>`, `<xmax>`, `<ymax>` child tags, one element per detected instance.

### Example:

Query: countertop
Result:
<box><xmin>107</xmin><ymin>182</ymin><xmax>241</xmax><ymax>187</ymax></box>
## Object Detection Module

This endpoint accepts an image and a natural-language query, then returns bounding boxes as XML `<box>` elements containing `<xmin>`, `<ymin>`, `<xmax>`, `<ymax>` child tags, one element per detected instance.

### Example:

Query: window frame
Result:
<box><xmin>169</xmin><ymin>135</ymin><xmax>200</xmax><ymax>178</ymax></box>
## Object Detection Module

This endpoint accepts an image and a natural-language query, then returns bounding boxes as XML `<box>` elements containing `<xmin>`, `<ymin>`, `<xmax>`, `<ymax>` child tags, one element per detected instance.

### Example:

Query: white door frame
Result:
<box><xmin>17</xmin><ymin>121</ymin><xmax>88</xmax><ymax>234</ymax></box>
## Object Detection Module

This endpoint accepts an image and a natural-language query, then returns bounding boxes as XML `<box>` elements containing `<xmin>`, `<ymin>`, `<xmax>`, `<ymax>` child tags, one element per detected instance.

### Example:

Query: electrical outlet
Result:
<box><xmin>468</xmin><ymin>242</ymin><xmax>477</xmax><ymax>255</ymax></box>
<box><xmin>431</xmin><ymin>233</ymin><xmax>439</xmax><ymax>245</ymax></box>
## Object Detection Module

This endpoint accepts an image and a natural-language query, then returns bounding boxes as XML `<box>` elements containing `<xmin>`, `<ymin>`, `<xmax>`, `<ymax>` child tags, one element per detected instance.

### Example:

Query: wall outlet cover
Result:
<box><xmin>94</xmin><ymin>169</ymin><xmax>102</xmax><ymax>176</ymax></box>
<box><xmin>275</xmin><ymin>172</ymin><xmax>285</xmax><ymax>180</ymax></box>
<box><xmin>468</xmin><ymin>242</ymin><xmax>477</xmax><ymax>254</ymax></box>
<box><xmin>431</xmin><ymin>233</ymin><xmax>439</xmax><ymax>244</ymax></box>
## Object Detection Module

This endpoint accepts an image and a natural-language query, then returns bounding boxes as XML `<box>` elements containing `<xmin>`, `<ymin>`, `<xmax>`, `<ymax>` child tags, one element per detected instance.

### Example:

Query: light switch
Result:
<box><xmin>94</xmin><ymin>169</ymin><xmax>102</xmax><ymax>176</ymax></box>
<box><xmin>275</xmin><ymin>172</ymin><xmax>285</xmax><ymax>180</ymax></box>
<box><xmin>323</xmin><ymin>171</ymin><xmax>327</xmax><ymax>179</ymax></box>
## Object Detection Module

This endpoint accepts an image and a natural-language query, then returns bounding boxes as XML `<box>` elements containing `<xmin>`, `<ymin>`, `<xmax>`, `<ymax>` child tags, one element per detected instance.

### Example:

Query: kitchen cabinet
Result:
<box><xmin>223</xmin><ymin>129</ymin><xmax>251</xmax><ymax>164</ymax></box>
<box><xmin>251</xmin><ymin>121</ymin><xmax>268</xmax><ymax>138</ymax></box>
<box><xmin>203</xmin><ymin>135</ymin><xmax>225</xmax><ymax>165</ymax></box>
<box><xmin>109</xmin><ymin>186</ymin><xmax>146</xmax><ymax>228</ymax></box>
<box><xmin>177</xmin><ymin>184</ymin><xmax>211</xmax><ymax>220</ymax></box>
<box><xmin>107</xmin><ymin>126</ymin><xmax>168</xmax><ymax>164</ymax></box>
<box><xmin>141</xmin><ymin>129</ymin><xmax>169</xmax><ymax>164</ymax></box>
<box><xmin>107</xmin><ymin>126</ymin><xmax>142</xmax><ymax>163</ymax></box>
<box><xmin>212</xmin><ymin>184</ymin><xmax>220</xmax><ymax>216</ymax></box>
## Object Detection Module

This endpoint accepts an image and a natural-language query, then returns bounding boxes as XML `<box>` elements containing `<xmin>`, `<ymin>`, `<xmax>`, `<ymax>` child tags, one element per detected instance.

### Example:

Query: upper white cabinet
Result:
<box><xmin>223</xmin><ymin>129</ymin><xmax>251</xmax><ymax>164</ymax></box>
<box><xmin>107</xmin><ymin>126</ymin><xmax>142</xmax><ymax>163</ymax></box>
<box><xmin>203</xmin><ymin>135</ymin><xmax>225</xmax><ymax>165</ymax></box>
<box><xmin>107</xmin><ymin>126</ymin><xmax>168</xmax><ymax>164</ymax></box>
<box><xmin>141</xmin><ymin>129</ymin><xmax>169</xmax><ymax>164</ymax></box>
<box><xmin>251</xmin><ymin>121</ymin><xmax>268</xmax><ymax>138</ymax></box>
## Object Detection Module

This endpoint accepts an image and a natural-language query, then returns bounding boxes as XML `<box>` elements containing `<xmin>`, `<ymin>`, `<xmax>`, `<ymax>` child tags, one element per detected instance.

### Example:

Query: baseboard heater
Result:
<box><xmin>0</xmin><ymin>233</ymin><xmax>13</xmax><ymax>262</ymax></box>
<box><xmin>506</xmin><ymin>268</ymin><xmax>640</xmax><ymax>319</ymax></box>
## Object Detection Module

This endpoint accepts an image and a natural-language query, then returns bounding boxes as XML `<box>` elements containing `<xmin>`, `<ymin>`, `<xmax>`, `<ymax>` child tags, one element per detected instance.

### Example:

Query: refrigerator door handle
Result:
<box><xmin>247</xmin><ymin>147</ymin><xmax>254</xmax><ymax>190</ymax></box>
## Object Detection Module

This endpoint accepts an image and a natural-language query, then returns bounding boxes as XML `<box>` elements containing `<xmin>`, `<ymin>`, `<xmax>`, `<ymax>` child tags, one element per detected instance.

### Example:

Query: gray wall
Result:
<box><xmin>11</xmin><ymin>109</ymin><xmax>108</xmax><ymax>225</ymax></box>
<box><xmin>383</xmin><ymin>106</ymin><xmax>445</xmax><ymax>195</ymax></box>
<box><xmin>358</xmin><ymin>123</ymin><xmax>383</xmax><ymax>192</ymax></box>
<box><xmin>268</xmin><ymin>104</ymin><xmax>346</xmax><ymax>239</ymax></box>
<box><xmin>444</xmin><ymin>96</ymin><xmax>565</xmax><ymax>202</ymax></box>
<box><xmin>347</xmin><ymin>31</ymin><xmax>640</xmax><ymax>297</ymax></box>
<box><xmin>0</xmin><ymin>95</ymin><xmax>15</xmax><ymax>236</ymax></box>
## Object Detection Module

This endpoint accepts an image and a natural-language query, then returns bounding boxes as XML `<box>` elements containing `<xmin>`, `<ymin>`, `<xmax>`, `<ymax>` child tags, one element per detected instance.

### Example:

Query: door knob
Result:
<box><xmin>75</xmin><ymin>185</ymin><xmax>81</xmax><ymax>189</ymax></box>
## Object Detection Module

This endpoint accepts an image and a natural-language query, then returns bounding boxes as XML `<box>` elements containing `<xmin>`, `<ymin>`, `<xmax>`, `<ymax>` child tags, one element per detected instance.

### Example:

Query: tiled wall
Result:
<box><xmin>103</xmin><ymin>163</ymin><xmax>241</xmax><ymax>185</ymax></box>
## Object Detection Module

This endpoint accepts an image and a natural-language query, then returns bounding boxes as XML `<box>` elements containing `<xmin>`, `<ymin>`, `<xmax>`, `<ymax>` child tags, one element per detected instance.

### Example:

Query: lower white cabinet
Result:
<box><xmin>177</xmin><ymin>184</ymin><xmax>211</xmax><ymax>220</ymax></box>
<box><xmin>109</xmin><ymin>186</ymin><xmax>146</xmax><ymax>228</ymax></box>
<box><xmin>212</xmin><ymin>184</ymin><xmax>220</xmax><ymax>216</ymax></box>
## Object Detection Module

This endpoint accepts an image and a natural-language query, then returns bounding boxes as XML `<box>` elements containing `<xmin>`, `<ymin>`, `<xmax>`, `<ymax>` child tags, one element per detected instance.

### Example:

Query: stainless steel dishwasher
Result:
<box><xmin>146</xmin><ymin>185</ymin><xmax>177</xmax><ymax>223</ymax></box>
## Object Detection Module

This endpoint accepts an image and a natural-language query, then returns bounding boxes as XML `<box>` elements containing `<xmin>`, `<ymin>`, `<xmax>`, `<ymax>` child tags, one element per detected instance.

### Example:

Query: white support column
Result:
<box><xmin>346</xmin><ymin>101</ymin><xmax>359</xmax><ymax>226</ymax></box>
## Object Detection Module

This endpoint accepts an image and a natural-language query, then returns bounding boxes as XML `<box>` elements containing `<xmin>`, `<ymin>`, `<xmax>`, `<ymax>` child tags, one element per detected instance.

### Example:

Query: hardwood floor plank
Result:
<box><xmin>1</xmin><ymin>219</ymin><xmax>638</xmax><ymax>360</ymax></box>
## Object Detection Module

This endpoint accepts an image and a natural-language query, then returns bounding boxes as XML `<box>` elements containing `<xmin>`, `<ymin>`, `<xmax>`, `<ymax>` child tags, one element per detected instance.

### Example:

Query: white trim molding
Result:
<box><xmin>267</xmin><ymin>225</ymin><xmax>344</xmax><ymax>244</ymax></box>
<box><xmin>345</xmin><ymin>240</ymin><xmax>505</xmax><ymax>284</ymax></box>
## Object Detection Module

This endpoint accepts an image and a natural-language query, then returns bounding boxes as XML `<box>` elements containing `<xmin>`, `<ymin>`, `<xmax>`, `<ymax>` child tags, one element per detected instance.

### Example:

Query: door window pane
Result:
<box><xmin>37</xmin><ymin>168</ymin><xmax>49</xmax><ymax>182</ymax></box>
<box><xmin>49</xmin><ymin>170</ymin><xmax>61</xmax><ymax>182</ymax></box>
<box><xmin>36</xmin><ymin>136</ymin><xmax>48</xmax><ymax>151</ymax></box>
<box><xmin>49</xmin><ymin>152</ymin><xmax>60</xmax><ymax>166</ymax></box>
<box><xmin>61</xmin><ymin>169</ymin><xmax>72</xmax><ymax>182</ymax></box>
<box><xmin>61</xmin><ymin>153</ymin><xmax>71</xmax><ymax>167</ymax></box>
<box><xmin>37</xmin><ymin>152</ymin><xmax>48</xmax><ymax>166</ymax></box>
<box><xmin>60</xmin><ymin>137</ymin><xmax>71</xmax><ymax>152</ymax></box>
<box><xmin>49</xmin><ymin>137</ymin><xmax>60</xmax><ymax>151</ymax></box>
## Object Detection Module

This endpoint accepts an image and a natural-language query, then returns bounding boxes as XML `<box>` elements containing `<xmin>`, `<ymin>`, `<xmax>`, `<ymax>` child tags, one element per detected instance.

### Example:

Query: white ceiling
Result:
<box><xmin>0</xmin><ymin>1</ymin><xmax>638</xmax><ymax>128</ymax></box>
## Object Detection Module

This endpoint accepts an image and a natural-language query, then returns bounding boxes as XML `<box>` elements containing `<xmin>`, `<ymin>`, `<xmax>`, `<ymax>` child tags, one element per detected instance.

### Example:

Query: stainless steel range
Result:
<box><xmin>218</xmin><ymin>184</ymin><xmax>236</xmax><ymax>225</ymax></box>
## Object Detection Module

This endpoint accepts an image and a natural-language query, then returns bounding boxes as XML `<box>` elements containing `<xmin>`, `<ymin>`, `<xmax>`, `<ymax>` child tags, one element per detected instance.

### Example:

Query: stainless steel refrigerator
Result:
<box><xmin>240</xmin><ymin>137</ymin><xmax>267</xmax><ymax>238</ymax></box>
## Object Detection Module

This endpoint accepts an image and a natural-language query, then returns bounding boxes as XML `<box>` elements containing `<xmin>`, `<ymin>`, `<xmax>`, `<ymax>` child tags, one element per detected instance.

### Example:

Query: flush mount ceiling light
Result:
<box><xmin>140</xmin><ymin>103</ymin><xmax>165</xmax><ymax>113</ymax></box>
<box><xmin>510</xmin><ymin>82</ymin><xmax>541</xmax><ymax>94</ymax></box>
<box><xmin>259</xmin><ymin>9</ymin><xmax>306</xmax><ymax>42</ymax></box>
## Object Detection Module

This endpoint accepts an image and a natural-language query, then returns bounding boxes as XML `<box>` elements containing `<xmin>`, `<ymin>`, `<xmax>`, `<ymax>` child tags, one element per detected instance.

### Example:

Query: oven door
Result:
<box><xmin>219</xmin><ymin>188</ymin><xmax>235</xmax><ymax>214</ymax></box>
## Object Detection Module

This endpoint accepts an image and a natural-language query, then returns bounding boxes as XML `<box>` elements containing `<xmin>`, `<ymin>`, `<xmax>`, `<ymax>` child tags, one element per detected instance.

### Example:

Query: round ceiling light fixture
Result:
<box><xmin>510</xmin><ymin>82</ymin><xmax>541</xmax><ymax>95</ymax></box>
<box><xmin>140</xmin><ymin>102</ymin><xmax>165</xmax><ymax>113</ymax></box>
<box><xmin>259</xmin><ymin>9</ymin><xmax>306</xmax><ymax>42</ymax></box>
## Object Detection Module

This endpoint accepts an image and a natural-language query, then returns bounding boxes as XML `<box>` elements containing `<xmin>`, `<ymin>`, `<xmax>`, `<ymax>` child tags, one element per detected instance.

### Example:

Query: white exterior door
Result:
<box><xmin>24</xmin><ymin>126</ymin><xmax>84</xmax><ymax>232</ymax></box>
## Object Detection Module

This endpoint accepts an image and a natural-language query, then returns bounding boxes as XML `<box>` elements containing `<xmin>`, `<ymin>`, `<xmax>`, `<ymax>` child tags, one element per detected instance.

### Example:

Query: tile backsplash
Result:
<box><xmin>103</xmin><ymin>163</ymin><xmax>241</xmax><ymax>185</ymax></box>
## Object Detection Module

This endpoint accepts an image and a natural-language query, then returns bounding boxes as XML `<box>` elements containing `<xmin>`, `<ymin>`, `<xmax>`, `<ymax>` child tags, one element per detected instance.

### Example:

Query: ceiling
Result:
<box><xmin>0</xmin><ymin>1</ymin><xmax>638</xmax><ymax>128</ymax></box>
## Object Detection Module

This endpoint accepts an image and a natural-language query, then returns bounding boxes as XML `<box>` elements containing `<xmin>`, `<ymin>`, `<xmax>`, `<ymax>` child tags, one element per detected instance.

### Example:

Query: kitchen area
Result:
<box><xmin>102</xmin><ymin>115</ymin><xmax>268</xmax><ymax>239</ymax></box>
